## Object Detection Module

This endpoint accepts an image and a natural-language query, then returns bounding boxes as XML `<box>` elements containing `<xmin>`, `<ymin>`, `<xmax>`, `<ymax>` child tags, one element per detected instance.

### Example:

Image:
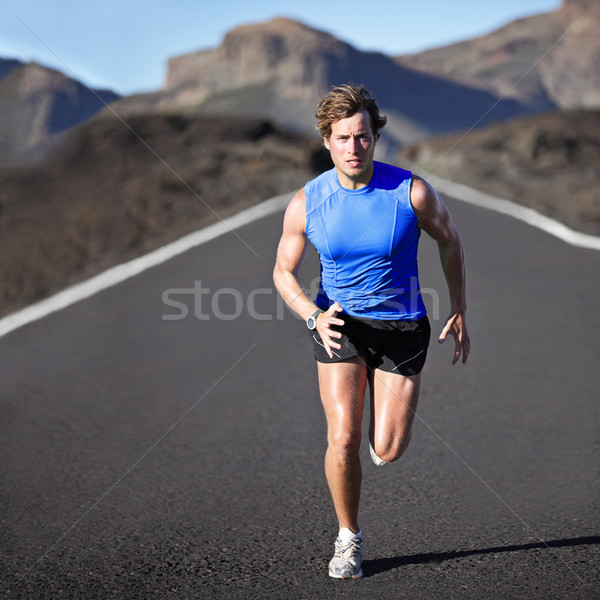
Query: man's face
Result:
<box><xmin>324</xmin><ymin>109</ymin><xmax>376</xmax><ymax>190</ymax></box>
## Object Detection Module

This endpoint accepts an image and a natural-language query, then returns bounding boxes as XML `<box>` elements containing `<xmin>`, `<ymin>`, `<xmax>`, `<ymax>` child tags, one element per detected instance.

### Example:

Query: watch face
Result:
<box><xmin>307</xmin><ymin>309</ymin><xmax>322</xmax><ymax>330</ymax></box>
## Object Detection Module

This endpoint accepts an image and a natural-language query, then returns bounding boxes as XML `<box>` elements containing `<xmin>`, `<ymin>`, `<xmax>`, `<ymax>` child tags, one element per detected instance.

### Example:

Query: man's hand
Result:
<box><xmin>438</xmin><ymin>312</ymin><xmax>470</xmax><ymax>365</ymax></box>
<box><xmin>315</xmin><ymin>302</ymin><xmax>345</xmax><ymax>359</ymax></box>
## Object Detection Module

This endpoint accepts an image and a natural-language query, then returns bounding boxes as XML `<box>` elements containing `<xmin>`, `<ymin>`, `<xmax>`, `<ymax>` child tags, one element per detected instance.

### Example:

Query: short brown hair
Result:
<box><xmin>315</xmin><ymin>84</ymin><xmax>387</xmax><ymax>139</ymax></box>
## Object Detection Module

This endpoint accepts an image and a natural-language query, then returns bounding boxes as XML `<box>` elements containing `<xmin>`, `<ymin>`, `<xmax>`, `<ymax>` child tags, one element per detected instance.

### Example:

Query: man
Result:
<box><xmin>273</xmin><ymin>84</ymin><xmax>469</xmax><ymax>579</ymax></box>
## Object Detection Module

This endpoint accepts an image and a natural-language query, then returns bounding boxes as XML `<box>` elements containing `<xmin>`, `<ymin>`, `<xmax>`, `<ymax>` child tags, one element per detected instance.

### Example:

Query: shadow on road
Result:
<box><xmin>363</xmin><ymin>535</ymin><xmax>600</xmax><ymax>577</ymax></box>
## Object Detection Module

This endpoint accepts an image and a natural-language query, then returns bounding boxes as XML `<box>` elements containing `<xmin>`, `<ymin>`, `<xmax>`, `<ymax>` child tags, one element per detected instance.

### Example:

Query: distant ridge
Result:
<box><xmin>396</xmin><ymin>0</ymin><xmax>600</xmax><ymax>110</ymax></box>
<box><xmin>110</xmin><ymin>16</ymin><xmax>535</xmax><ymax>155</ymax></box>
<box><xmin>0</xmin><ymin>62</ymin><xmax>119</xmax><ymax>165</ymax></box>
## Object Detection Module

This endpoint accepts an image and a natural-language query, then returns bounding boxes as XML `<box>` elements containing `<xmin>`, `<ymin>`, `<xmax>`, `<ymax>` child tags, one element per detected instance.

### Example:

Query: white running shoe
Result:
<box><xmin>328</xmin><ymin>528</ymin><xmax>363</xmax><ymax>579</ymax></box>
<box><xmin>370</xmin><ymin>443</ymin><xmax>389</xmax><ymax>466</ymax></box>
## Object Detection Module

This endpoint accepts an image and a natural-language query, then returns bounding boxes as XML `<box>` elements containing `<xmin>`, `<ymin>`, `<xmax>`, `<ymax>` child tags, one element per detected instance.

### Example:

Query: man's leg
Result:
<box><xmin>368</xmin><ymin>370</ymin><xmax>421</xmax><ymax>464</ymax></box>
<box><xmin>317</xmin><ymin>356</ymin><xmax>368</xmax><ymax>533</ymax></box>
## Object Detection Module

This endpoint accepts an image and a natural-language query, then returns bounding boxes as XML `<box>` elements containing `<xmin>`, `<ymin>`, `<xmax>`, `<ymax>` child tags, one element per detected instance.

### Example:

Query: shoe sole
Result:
<box><xmin>328</xmin><ymin>568</ymin><xmax>363</xmax><ymax>579</ymax></box>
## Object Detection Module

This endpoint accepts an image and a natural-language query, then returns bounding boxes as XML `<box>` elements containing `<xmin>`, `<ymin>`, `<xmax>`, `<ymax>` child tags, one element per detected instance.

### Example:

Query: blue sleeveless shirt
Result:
<box><xmin>305</xmin><ymin>161</ymin><xmax>427</xmax><ymax>320</ymax></box>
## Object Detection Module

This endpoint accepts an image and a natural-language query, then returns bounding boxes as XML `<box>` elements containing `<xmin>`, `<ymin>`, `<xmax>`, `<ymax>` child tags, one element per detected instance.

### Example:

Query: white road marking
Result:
<box><xmin>424</xmin><ymin>173</ymin><xmax>600</xmax><ymax>252</ymax></box>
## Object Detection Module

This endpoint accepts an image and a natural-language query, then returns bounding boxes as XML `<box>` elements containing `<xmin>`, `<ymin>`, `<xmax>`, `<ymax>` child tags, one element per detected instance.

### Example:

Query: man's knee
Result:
<box><xmin>328</xmin><ymin>428</ymin><xmax>361</xmax><ymax>460</ymax></box>
<box><xmin>373</xmin><ymin>429</ymin><xmax>412</xmax><ymax>463</ymax></box>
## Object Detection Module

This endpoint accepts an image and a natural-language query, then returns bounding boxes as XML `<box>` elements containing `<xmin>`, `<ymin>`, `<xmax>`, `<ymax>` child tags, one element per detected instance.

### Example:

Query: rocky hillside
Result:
<box><xmin>396</xmin><ymin>0</ymin><xmax>600</xmax><ymax>110</ymax></box>
<box><xmin>402</xmin><ymin>109</ymin><xmax>600</xmax><ymax>236</ymax></box>
<box><xmin>111</xmin><ymin>17</ymin><xmax>533</xmax><ymax>154</ymax></box>
<box><xmin>0</xmin><ymin>114</ymin><xmax>330</xmax><ymax>318</ymax></box>
<box><xmin>0</xmin><ymin>62</ymin><xmax>119</xmax><ymax>166</ymax></box>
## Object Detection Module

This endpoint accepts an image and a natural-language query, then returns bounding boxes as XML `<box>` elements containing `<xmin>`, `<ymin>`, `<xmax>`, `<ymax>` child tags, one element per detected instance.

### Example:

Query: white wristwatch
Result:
<box><xmin>306</xmin><ymin>309</ymin><xmax>324</xmax><ymax>330</ymax></box>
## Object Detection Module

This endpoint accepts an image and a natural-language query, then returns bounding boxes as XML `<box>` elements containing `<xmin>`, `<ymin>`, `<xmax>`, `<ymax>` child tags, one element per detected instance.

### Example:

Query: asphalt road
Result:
<box><xmin>1</xmin><ymin>192</ymin><xmax>599</xmax><ymax>599</ymax></box>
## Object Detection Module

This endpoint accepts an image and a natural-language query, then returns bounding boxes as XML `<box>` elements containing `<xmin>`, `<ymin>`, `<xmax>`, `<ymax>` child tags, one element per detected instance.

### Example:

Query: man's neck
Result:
<box><xmin>337</xmin><ymin>163</ymin><xmax>375</xmax><ymax>190</ymax></box>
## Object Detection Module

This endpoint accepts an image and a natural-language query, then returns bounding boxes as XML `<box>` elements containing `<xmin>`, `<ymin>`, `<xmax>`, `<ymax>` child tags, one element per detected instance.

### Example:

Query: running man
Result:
<box><xmin>273</xmin><ymin>84</ymin><xmax>470</xmax><ymax>579</ymax></box>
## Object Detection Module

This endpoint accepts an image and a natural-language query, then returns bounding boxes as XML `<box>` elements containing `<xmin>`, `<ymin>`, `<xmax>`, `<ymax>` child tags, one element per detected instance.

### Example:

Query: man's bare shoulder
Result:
<box><xmin>290</xmin><ymin>187</ymin><xmax>306</xmax><ymax>207</ymax></box>
<box><xmin>287</xmin><ymin>188</ymin><xmax>306</xmax><ymax>216</ymax></box>
<box><xmin>410</xmin><ymin>174</ymin><xmax>438</xmax><ymax>215</ymax></box>
<box><xmin>283</xmin><ymin>188</ymin><xmax>307</xmax><ymax>232</ymax></box>
<box><xmin>410</xmin><ymin>174</ymin><xmax>458</xmax><ymax>241</ymax></box>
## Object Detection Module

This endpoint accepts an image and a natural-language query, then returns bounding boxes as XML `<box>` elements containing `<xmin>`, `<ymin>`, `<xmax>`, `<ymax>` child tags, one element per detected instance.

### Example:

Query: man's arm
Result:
<box><xmin>273</xmin><ymin>189</ymin><xmax>344</xmax><ymax>358</ymax></box>
<box><xmin>411</xmin><ymin>176</ymin><xmax>470</xmax><ymax>364</ymax></box>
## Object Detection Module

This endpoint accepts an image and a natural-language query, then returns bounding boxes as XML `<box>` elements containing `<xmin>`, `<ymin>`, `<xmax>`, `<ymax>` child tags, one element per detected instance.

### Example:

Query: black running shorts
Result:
<box><xmin>311</xmin><ymin>313</ymin><xmax>431</xmax><ymax>376</ymax></box>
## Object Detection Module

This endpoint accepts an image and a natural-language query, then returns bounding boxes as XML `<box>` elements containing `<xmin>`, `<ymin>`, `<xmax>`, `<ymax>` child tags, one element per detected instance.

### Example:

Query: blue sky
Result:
<box><xmin>1</xmin><ymin>0</ymin><xmax>561</xmax><ymax>96</ymax></box>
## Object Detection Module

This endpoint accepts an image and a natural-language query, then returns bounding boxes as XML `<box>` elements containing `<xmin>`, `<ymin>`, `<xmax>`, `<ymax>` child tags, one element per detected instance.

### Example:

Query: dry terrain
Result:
<box><xmin>0</xmin><ymin>114</ymin><xmax>330</xmax><ymax>318</ymax></box>
<box><xmin>402</xmin><ymin>109</ymin><xmax>600</xmax><ymax>236</ymax></box>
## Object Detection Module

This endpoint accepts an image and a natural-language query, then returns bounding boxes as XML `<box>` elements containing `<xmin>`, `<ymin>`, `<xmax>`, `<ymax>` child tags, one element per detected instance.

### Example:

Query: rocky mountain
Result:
<box><xmin>0</xmin><ymin>62</ymin><xmax>120</xmax><ymax>165</ymax></box>
<box><xmin>396</xmin><ymin>0</ymin><xmax>600</xmax><ymax>110</ymax></box>
<box><xmin>402</xmin><ymin>109</ymin><xmax>600</xmax><ymax>235</ymax></box>
<box><xmin>0</xmin><ymin>113</ymin><xmax>329</xmax><ymax>317</ymax></box>
<box><xmin>111</xmin><ymin>17</ymin><xmax>534</xmax><ymax>155</ymax></box>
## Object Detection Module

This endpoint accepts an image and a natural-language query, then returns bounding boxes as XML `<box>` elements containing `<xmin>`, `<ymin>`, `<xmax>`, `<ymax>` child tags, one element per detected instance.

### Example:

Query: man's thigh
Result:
<box><xmin>368</xmin><ymin>369</ymin><xmax>421</xmax><ymax>448</ymax></box>
<box><xmin>317</xmin><ymin>357</ymin><xmax>369</xmax><ymax>435</ymax></box>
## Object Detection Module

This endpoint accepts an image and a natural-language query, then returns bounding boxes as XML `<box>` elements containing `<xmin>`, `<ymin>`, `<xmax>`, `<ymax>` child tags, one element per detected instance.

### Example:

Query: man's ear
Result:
<box><xmin>323</xmin><ymin>137</ymin><xmax>330</xmax><ymax>150</ymax></box>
